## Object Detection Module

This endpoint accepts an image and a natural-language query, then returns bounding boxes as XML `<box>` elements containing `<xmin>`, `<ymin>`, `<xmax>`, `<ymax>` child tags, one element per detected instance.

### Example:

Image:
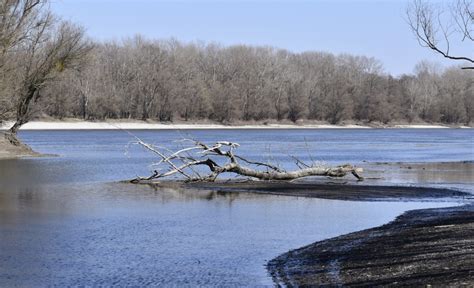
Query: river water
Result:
<box><xmin>0</xmin><ymin>129</ymin><xmax>472</xmax><ymax>286</ymax></box>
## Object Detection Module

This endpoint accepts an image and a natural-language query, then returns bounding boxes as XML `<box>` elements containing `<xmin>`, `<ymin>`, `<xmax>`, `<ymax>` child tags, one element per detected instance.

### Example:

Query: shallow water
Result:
<box><xmin>363</xmin><ymin>161</ymin><xmax>474</xmax><ymax>193</ymax></box>
<box><xmin>8</xmin><ymin>128</ymin><xmax>474</xmax><ymax>183</ymax></box>
<box><xmin>0</xmin><ymin>129</ymin><xmax>472</xmax><ymax>286</ymax></box>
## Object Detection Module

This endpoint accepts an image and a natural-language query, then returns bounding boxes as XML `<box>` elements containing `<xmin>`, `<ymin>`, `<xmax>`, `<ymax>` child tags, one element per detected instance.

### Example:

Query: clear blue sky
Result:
<box><xmin>51</xmin><ymin>0</ymin><xmax>472</xmax><ymax>76</ymax></box>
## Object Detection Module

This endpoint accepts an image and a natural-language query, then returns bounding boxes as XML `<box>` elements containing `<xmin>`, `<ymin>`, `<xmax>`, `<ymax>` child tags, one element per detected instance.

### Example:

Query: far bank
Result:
<box><xmin>0</xmin><ymin>119</ymin><xmax>472</xmax><ymax>131</ymax></box>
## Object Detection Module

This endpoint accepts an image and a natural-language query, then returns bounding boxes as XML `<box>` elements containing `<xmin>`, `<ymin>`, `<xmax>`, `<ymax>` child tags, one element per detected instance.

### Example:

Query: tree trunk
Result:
<box><xmin>5</xmin><ymin>129</ymin><xmax>21</xmax><ymax>146</ymax></box>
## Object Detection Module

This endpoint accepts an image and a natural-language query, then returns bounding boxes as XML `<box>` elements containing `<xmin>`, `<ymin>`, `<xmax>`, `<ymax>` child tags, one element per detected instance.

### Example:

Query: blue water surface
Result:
<box><xmin>0</xmin><ymin>129</ymin><xmax>472</xmax><ymax>287</ymax></box>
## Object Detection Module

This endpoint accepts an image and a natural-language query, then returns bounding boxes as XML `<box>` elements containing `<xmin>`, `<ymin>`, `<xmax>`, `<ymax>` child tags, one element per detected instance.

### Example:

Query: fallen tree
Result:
<box><xmin>130</xmin><ymin>137</ymin><xmax>363</xmax><ymax>183</ymax></box>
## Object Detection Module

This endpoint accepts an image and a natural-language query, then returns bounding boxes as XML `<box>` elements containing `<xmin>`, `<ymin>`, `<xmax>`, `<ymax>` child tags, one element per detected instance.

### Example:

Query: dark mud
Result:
<box><xmin>267</xmin><ymin>204</ymin><xmax>474</xmax><ymax>287</ymax></box>
<box><xmin>137</xmin><ymin>181</ymin><xmax>472</xmax><ymax>202</ymax></box>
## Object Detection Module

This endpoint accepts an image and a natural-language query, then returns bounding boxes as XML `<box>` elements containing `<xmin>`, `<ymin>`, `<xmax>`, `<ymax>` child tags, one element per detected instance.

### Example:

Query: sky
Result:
<box><xmin>50</xmin><ymin>0</ymin><xmax>472</xmax><ymax>76</ymax></box>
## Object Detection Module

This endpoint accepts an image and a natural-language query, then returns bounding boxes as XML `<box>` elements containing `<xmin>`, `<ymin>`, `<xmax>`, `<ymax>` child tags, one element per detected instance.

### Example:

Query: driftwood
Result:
<box><xmin>130</xmin><ymin>138</ymin><xmax>363</xmax><ymax>183</ymax></box>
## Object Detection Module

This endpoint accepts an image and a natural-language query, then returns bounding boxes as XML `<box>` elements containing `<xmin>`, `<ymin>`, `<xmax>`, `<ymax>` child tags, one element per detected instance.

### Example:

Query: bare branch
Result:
<box><xmin>134</xmin><ymin>137</ymin><xmax>193</xmax><ymax>180</ymax></box>
<box><xmin>234</xmin><ymin>154</ymin><xmax>285</xmax><ymax>172</ymax></box>
<box><xmin>131</xmin><ymin>138</ymin><xmax>364</xmax><ymax>183</ymax></box>
<box><xmin>407</xmin><ymin>0</ymin><xmax>474</xmax><ymax>69</ymax></box>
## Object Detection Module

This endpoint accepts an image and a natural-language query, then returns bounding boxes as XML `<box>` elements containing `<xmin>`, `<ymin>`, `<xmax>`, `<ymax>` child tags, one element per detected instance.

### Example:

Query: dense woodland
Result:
<box><xmin>0</xmin><ymin>1</ymin><xmax>473</xmax><ymax>129</ymax></box>
<box><xmin>36</xmin><ymin>39</ymin><xmax>473</xmax><ymax>125</ymax></box>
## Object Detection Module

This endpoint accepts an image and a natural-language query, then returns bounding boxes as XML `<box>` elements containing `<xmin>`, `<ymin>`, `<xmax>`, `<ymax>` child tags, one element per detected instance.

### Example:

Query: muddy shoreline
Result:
<box><xmin>136</xmin><ymin>181</ymin><xmax>472</xmax><ymax>202</ymax></box>
<box><xmin>267</xmin><ymin>204</ymin><xmax>474</xmax><ymax>287</ymax></box>
<box><xmin>135</xmin><ymin>176</ymin><xmax>474</xmax><ymax>286</ymax></box>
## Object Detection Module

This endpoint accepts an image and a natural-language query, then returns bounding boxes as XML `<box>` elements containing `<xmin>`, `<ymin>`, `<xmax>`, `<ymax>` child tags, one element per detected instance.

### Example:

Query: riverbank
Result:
<box><xmin>267</xmin><ymin>204</ymin><xmax>474</xmax><ymax>287</ymax></box>
<box><xmin>0</xmin><ymin>133</ymin><xmax>39</xmax><ymax>159</ymax></box>
<box><xmin>0</xmin><ymin>119</ymin><xmax>471</xmax><ymax>130</ymax></box>
<box><xmin>256</xmin><ymin>162</ymin><xmax>474</xmax><ymax>286</ymax></box>
<box><xmin>141</xmin><ymin>180</ymin><xmax>472</xmax><ymax>201</ymax></box>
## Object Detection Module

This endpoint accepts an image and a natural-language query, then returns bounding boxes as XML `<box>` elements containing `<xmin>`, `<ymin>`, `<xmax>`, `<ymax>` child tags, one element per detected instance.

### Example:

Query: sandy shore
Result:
<box><xmin>0</xmin><ymin>120</ymin><xmax>470</xmax><ymax>130</ymax></box>
<box><xmin>267</xmin><ymin>204</ymin><xmax>474</xmax><ymax>287</ymax></box>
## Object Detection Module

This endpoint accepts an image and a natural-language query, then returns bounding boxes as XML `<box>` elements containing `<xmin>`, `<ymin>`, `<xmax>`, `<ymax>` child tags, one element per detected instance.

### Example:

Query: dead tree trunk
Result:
<box><xmin>130</xmin><ymin>137</ymin><xmax>363</xmax><ymax>183</ymax></box>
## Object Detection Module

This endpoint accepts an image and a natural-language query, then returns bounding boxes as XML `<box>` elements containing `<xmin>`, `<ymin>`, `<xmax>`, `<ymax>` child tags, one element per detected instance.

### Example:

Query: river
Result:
<box><xmin>0</xmin><ymin>129</ymin><xmax>472</xmax><ymax>286</ymax></box>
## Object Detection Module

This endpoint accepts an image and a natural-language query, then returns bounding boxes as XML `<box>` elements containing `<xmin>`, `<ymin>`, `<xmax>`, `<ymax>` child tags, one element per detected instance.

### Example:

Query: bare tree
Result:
<box><xmin>6</xmin><ymin>20</ymin><xmax>91</xmax><ymax>144</ymax></box>
<box><xmin>407</xmin><ymin>0</ymin><xmax>473</xmax><ymax>69</ymax></box>
<box><xmin>0</xmin><ymin>0</ymin><xmax>91</xmax><ymax>145</ymax></box>
<box><xmin>0</xmin><ymin>0</ymin><xmax>46</xmax><ymax>65</ymax></box>
<box><xmin>0</xmin><ymin>0</ymin><xmax>47</xmax><ymax>124</ymax></box>
<box><xmin>438</xmin><ymin>67</ymin><xmax>472</xmax><ymax>123</ymax></box>
<box><xmin>453</xmin><ymin>0</ymin><xmax>474</xmax><ymax>41</ymax></box>
<box><xmin>32</xmin><ymin>37</ymin><xmax>473</xmax><ymax>126</ymax></box>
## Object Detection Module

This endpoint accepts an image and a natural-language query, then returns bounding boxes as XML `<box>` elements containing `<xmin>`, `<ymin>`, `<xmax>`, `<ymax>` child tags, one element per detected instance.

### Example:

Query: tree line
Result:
<box><xmin>36</xmin><ymin>38</ymin><xmax>473</xmax><ymax>125</ymax></box>
<box><xmin>1</xmin><ymin>0</ymin><xmax>473</xmax><ymax>140</ymax></box>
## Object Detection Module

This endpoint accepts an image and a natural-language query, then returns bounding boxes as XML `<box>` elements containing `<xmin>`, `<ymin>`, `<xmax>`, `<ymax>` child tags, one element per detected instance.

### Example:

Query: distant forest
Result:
<box><xmin>3</xmin><ymin>37</ymin><xmax>474</xmax><ymax>125</ymax></box>
<box><xmin>1</xmin><ymin>0</ymin><xmax>473</xmax><ymax>129</ymax></box>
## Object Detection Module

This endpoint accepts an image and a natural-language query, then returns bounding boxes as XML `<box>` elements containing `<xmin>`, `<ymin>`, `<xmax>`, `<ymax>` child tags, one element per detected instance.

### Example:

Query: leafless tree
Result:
<box><xmin>6</xmin><ymin>21</ymin><xmax>91</xmax><ymax>144</ymax></box>
<box><xmin>0</xmin><ymin>0</ymin><xmax>91</xmax><ymax>145</ymax></box>
<box><xmin>407</xmin><ymin>0</ymin><xmax>473</xmax><ymax>69</ymax></box>
<box><xmin>0</xmin><ymin>0</ymin><xmax>47</xmax><ymax>124</ymax></box>
<box><xmin>453</xmin><ymin>0</ymin><xmax>474</xmax><ymax>41</ymax></box>
<box><xmin>32</xmin><ymin>38</ymin><xmax>473</xmax><ymax>126</ymax></box>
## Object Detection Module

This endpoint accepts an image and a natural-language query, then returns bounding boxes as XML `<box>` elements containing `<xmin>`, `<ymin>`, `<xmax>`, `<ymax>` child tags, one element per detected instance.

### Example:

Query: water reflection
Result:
<box><xmin>116</xmin><ymin>182</ymin><xmax>244</xmax><ymax>203</ymax></box>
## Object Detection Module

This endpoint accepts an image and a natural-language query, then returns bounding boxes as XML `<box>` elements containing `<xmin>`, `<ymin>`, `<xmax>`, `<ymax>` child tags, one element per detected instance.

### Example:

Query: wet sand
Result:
<box><xmin>259</xmin><ymin>162</ymin><xmax>474</xmax><ymax>287</ymax></box>
<box><xmin>267</xmin><ymin>204</ymin><xmax>474</xmax><ymax>287</ymax></box>
<box><xmin>141</xmin><ymin>181</ymin><xmax>472</xmax><ymax>202</ymax></box>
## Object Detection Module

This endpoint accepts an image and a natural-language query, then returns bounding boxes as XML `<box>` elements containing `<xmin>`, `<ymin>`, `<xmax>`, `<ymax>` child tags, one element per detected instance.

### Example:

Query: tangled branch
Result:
<box><xmin>130</xmin><ymin>137</ymin><xmax>363</xmax><ymax>183</ymax></box>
